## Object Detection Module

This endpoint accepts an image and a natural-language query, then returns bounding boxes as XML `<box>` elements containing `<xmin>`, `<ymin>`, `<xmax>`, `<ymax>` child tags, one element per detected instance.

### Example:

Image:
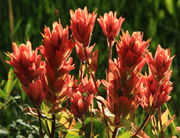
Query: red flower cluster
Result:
<box><xmin>40</xmin><ymin>22</ymin><xmax>74</xmax><ymax>106</ymax></box>
<box><xmin>7</xmin><ymin>41</ymin><xmax>46</xmax><ymax>105</ymax></box>
<box><xmin>7</xmin><ymin>7</ymin><xmax>175</xmax><ymax>126</ymax></box>
<box><xmin>69</xmin><ymin>76</ymin><xmax>100</xmax><ymax>117</ymax></box>
<box><xmin>102</xmin><ymin>31</ymin><xmax>149</xmax><ymax>119</ymax></box>
<box><xmin>141</xmin><ymin>45</ymin><xmax>174</xmax><ymax>113</ymax></box>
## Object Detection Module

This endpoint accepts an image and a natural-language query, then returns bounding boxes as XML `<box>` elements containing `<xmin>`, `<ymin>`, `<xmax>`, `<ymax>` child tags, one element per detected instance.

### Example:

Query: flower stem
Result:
<box><xmin>90</xmin><ymin>104</ymin><xmax>94</xmax><ymax>138</ymax></box>
<box><xmin>81</xmin><ymin>117</ymin><xmax>88</xmax><ymax>137</ymax></box>
<box><xmin>101</xmin><ymin>104</ymin><xmax>110</xmax><ymax>138</ymax></box>
<box><xmin>50</xmin><ymin>114</ymin><xmax>56</xmax><ymax>138</ymax></box>
<box><xmin>112</xmin><ymin>127</ymin><xmax>118</xmax><ymax>138</ymax></box>
<box><xmin>37</xmin><ymin>109</ymin><xmax>43</xmax><ymax>137</ymax></box>
<box><xmin>158</xmin><ymin>107</ymin><xmax>164</xmax><ymax>138</ymax></box>
<box><xmin>132</xmin><ymin>114</ymin><xmax>151</xmax><ymax>137</ymax></box>
<box><xmin>83</xmin><ymin>46</ymin><xmax>98</xmax><ymax>93</ymax></box>
<box><xmin>107</xmin><ymin>39</ymin><xmax>113</xmax><ymax>74</ymax></box>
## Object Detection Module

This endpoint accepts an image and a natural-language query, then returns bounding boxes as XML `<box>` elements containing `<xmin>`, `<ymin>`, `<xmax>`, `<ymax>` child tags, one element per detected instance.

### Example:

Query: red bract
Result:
<box><xmin>7</xmin><ymin>41</ymin><xmax>46</xmax><ymax>105</ymax></box>
<box><xmin>102</xmin><ymin>60</ymin><xmax>141</xmax><ymax>118</ymax></box>
<box><xmin>41</xmin><ymin>22</ymin><xmax>74</xmax><ymax>104</ymax></box>
<box><xmin>80</xmin><ymin>76</ymin><xmax>100</xmax><ymax>94</ymax></box>
<box><xmin>141</xmin><ymin>45</ymin><xmax>174</xmax><ymax>112</ymax></box>
<box><xmin>41</xmin><ymin>22</ymin><xmax>74</xmax><ymax>70</ymax></box>
<box><xmin>146</xmin><ymin>45</ymin><xmax>174</xmax><ymax>80</ymax></box>
<box><xmin>69</xmin><ymin>77</ymin><xmax>95</xmax><ymax>117</ymax></box>
<box><xmin>23</xmin><ymin>79</ymin><xmax>46</xmax><ymax>106</ymax></box>
<box><xmin>98</xmin><ymin>11</ymin><xmax>125</xmax><ymax>42</ymax></box>
<box><xmin>75</xmin><ymin>42</ymin><xmax>95</xmax><ymax>61</ymax></box>
<box><xmin>117</xmin><ymin>31</ymin><xmax>150</xmax><ymax>70</ymax></box>
<box><xmin>89</xmin><ymin>49</ymin><xmax>99</xmax><ymax>74</ymax></box>
<box><xmin>70</xmin><ymin>7</ymin><xmax>97</xmax><ymax>47</ymax></box>
<box><xmin>141</xmin><ymin>73</ymin><xmax>173</xmax><ymax>112</ymax></box>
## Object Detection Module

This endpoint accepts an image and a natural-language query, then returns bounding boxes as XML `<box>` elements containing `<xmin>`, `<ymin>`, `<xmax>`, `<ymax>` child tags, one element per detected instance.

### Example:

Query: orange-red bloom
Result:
<box><xmin>98</xmin><ymin>11</ymin><xmax>125</xmax><ymax>42</ymax></box>
<box><xmin>70</xmin><ymin>91</ymin><xmax>93</xmax><ymax>118</ymax></box>
<box><xmin>75</xmin><ymin>42</ymin><xmax>95</xmax><ymax>61</ymax></box>
<box><xmin>69</xmin><ymin>76</ymin><xmax>96</xmax><ymax>117</ymax></box>
<box><xmin>102</xmin><ymin>60</ymin><xmax>141</xmax><ymax>118</ymax></box>
<box><xmin>117</xmin><ymin>31</ymin><xmax>150</xmax><ymax>70</ymax></box>
<box><xmin>41</xmin><ymin>22</ymin><xmax>74</xmax><ymax>102</ymax></box>
<box><xmin>141</xmin><ymin>73</ymin><xmax>173</xmax><ymax>112</ymax></box>
<box><xmin>70</xmin><ymin>7</ymin><xmax>97</xmax><ymax>47</ymax></box>
<box><xmin>23</xmin><ymin>79</ymin><xmax>47</xmax><ymax>106</ymax></box>
<box><xmin>41</xmin><ymin>22</ymin><xmax>74</xmax><ymax>70</ymax></box>
<box><xmin>7</xmin><ymin>41</ymin><xmax>46</xmax><ymax>105</ymax></box>
<box><xmin>146</xmin><ymin>45</ymin><xmax>174</xmax><ymax>80</ymax></box>
<box><xmin>140</xmin><ymin>45</ymin><xmax>174</xmax><ymax>112</ymax></box>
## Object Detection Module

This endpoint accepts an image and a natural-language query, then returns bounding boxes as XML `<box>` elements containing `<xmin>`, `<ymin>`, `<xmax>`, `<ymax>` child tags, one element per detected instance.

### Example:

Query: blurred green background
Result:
<box><xmin>0</xmin><ymin>0</ymin><xmax>180</xmax><ymax>137</ymax></box>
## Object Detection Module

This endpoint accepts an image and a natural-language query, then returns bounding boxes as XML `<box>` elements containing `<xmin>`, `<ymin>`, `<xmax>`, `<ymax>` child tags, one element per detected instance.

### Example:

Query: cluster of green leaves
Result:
<box><xmin>0</xmin><ymin>0</ymin><xmax>180</xmax><ymax>137</ymax></box>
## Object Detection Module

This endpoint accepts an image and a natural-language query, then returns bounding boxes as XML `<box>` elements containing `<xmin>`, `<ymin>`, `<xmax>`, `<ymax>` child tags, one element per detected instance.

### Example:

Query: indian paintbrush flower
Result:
<box><xmin>140</xmin><ymin>45</ymin><xmax>174</xmax><ymax>112</ymax></box>
<box><xmin>116</xmin><ymin>31</ymin><xmax>150</xmax><ymax>70</ymax></box>
<box><xmin>146</xmin><ymin>45</ymin><xmax>174</xmax><ymax>80</ymax></box>
<box><xmin>98</xmin><ymin>11</ymin><xmax>125</xmax><ymax>43</ymax></box>
<box><xmin>7</xmin><ymin>41</ymin><xmax>46</xmax><ymax>106</ymax></box>
<box><xmin>41</xmin><ymin>21</ymin><xmax>74</xmax><ymax>105</ymax></box>
<box><xmin>70</xmin><ymin>7</ymin><xmax>97</xmax><ymax>47</ymax></box>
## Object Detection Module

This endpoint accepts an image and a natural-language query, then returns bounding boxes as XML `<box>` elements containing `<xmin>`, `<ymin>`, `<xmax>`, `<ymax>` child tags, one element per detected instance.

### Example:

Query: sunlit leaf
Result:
<box><xmin>165</xmin><ymin>0</ymin><xmax>175</xmax><ymax>15</ymax></box>
<box><xmin>161</xmin><ymin>109</ymin><xmax>169</xmax><ymax>125</ymax></box>
<box><xmin>41</xmin><ymin>102</ymin><xmax>52</xmax><ymax>132</ymax></box>
<box><xmin>4</xmin><ymin>69</ymin><xmax>17</xmax><ymax>98</ymax></box>
<box><xmin>118</xmin><ymin>131</ymin><xmax>131</xmax><ymax>138</ymax></box>
<box><xmin>0</xmin><ymin>89</ymin><xmax>6</xmax><ymax>99</ymax></box>
<box><xmin>84</xmin><ymin>117</ymin><xmax>106</xmax><ymax>138</ymax></box>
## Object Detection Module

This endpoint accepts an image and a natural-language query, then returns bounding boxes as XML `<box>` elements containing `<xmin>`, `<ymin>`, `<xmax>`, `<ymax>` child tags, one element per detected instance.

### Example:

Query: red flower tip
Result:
<box><xmin>23</xmin><ymin>79</ymin><xmax>47</xmax><ymax>106</ymax></box>
<box><xmin>70</xmin><ymin>91</ymin><xmax>93</xmax><ymax>118</ymax></box>
<box><xmin>117</xmin><ymin>31</ymin><xmax>150</xmax><ymax>69</ymax></box>
<box><xmin>98</xmin><ymin>11</ymin><xmax>125</xmax><ymax>42</ymax></box>
<box><xmin>42</xmin><ymin>21</ymin><xmax>74</xmax><ymax>69</ymax></box>
<box><xmin>70</xmin><ymin>7</ymin><xmax>97</xmax><ymax>47</ymax></box>
<box><xmin>7</xmin><ymin>41</ymin><xmax>45</xmax><ymax>87</ymax></box>
<box><xmin>146</xmin><ymin>45</ymin><xmax>174</xmax><ymax>80</ymax></box>
<box><xmin>75</xmin><ymin>42</ymin><xmax>95</xmax><ymax>61</ymax></box>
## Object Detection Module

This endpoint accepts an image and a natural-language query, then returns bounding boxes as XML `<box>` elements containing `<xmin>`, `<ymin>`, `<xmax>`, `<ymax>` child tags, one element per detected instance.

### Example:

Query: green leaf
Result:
<box><xmin>165</xmin><ymin>0</ymin><xmax>174</xmax><ymax>15</ymax></box>
<box><xmin>4</xmin><ymin>69</ymin><xmax>17</xmax><ymax>98</ymax></box>
<box><xmin>66</xmin><ymin>133</ymin><xmax>84</xmax><ymax>138</ymax></box>
<box><xmin>84</xmin><ymin>117</ymin><xmax>106</xmax><ymax>138</ymax></box>
<box><xmin>148</xmin><ymin>17</ymin><xmax>157</xmax><ymax>37</ymax></box>
<box><xmin>118</xmin><ymin>131</ymin><xmax>132</xmax><ymax>138</ymax></box>
<box><xmin>12</xmin><ymin>18</ymin><xmax>23</xmax><ymax>36</ymax></box>
<box><xmin>0</xmin><ymin>89</ymin><xmax>6</xmax><ymax>99</ymax></box>
<box><xmin>41</xmin><ymin>102</ymin><xmax>52</xmax><ymax>132</ymax></box>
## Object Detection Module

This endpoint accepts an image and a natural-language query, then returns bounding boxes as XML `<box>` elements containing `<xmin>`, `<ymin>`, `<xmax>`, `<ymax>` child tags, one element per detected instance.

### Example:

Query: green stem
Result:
<box><xmin>50</xmin><ymin>114</ymin><xmax>56</xmax><ymax>138</ymax></box>
<box><xmin>81</xmin><ymin>117</ymin><xmax>88</xmax><ymax>137</ymax></box>
<box><xmin>107</xmin><ymin>39</ymin><xmax>113</xmax><ymax>75</ymax></box>
<box><xmin>158</xmin><ymin>107</ymin><xmax>164</xmax><ymax>138</ymax></box>
<box><xmin>164</xmin><ymin>103</ymin><xmax>177</xmax><ymax>134</ymax></box>
<box><xmin>37</xmin><ymin>109</ymin><xmax>43</xmax><ymax>137</ymax></box>
<box><xmin>90</xmin><ymin>104</ymin><xmax>94</xmax><ymax>138</ymax></box>
<box><xmin>132</xmin><ymin>114</ymin><xmax>151</xmax><ymax>137</ymax></box>
<box><xmin>112</xmin><ymin>127</ymin><xmax>118</xmax><ymax>138</ymax></box>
